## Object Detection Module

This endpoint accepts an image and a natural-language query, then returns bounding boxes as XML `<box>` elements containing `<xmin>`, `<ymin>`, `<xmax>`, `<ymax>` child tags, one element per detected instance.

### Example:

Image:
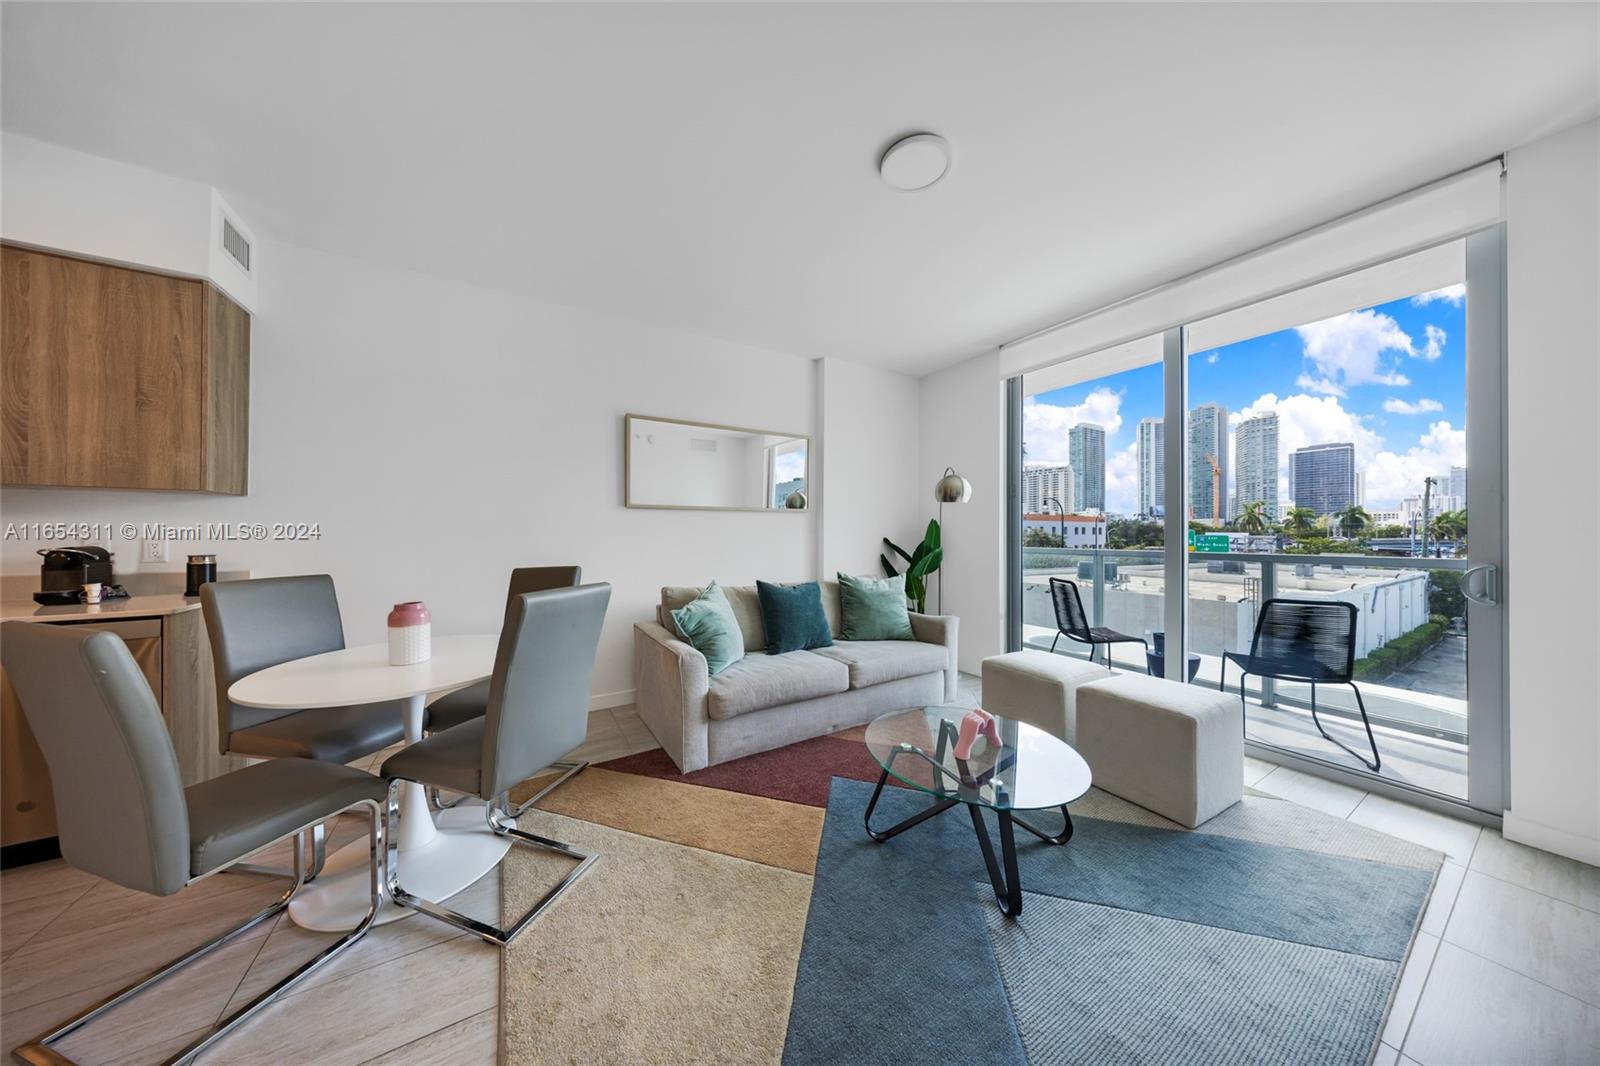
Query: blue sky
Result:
<box><xmin>1024</xmin><ymin>285</ymin><xmax>1469</xmax><ymax>514</ymax></box>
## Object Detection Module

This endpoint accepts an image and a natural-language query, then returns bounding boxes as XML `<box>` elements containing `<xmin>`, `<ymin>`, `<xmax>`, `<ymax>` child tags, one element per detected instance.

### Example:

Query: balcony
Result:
<box><xmin>1021</xmin><ymin>548</ymin><xmax>1471</xmax><ymax>800</ymax></box>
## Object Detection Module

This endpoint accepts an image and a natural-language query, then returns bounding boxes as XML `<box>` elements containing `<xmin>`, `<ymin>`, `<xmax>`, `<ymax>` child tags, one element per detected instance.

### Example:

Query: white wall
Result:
<box><xmin>1</xmin><ymin>132</ymin><xmax>258</xmax><ymax>310</ymax></box>
<box><xmin>1504</xmin><ymin>117</ymin><xmax>1600</xmax><ymax>864</ymax></box>
<box><xmin>0</xmin><ymin>238</ymin><xmax>819</xmax><ymax>706</ymax></box>
<box><xmin>815</xmin><ymin>358</ymin><xmax>922</xmax><ymax>580</ymax></box>
<box><xmin>918</xmin><ymin>350</ymin><xmax>1006</xmax><ymax>673</ymax></box>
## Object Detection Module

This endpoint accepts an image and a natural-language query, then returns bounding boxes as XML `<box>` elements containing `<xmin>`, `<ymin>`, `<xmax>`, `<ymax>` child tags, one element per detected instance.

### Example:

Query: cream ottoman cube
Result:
<box><xmin>1075</xmin><ymin>673</ymin><xmax>1243</xmax><ymax>828</ymax></box>
<box><xmin>981</xmin><ymin>650</ymin><xmax>1109</xmax><ymax>744</ymax></box>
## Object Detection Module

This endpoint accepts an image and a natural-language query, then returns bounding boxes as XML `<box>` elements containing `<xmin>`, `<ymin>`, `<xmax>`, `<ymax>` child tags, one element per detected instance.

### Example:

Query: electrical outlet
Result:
<box><xmin>142</xmin><ymin>539</ymin><xmax>170</xmax><ymax>564</ymax></box>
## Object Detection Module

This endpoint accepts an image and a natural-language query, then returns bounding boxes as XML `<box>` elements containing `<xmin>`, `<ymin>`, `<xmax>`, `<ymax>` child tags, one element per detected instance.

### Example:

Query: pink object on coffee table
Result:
<box><xmin>954</xmin><ymin>708</ymin><xmax>1002</xmax><ymax>760</ymax></box>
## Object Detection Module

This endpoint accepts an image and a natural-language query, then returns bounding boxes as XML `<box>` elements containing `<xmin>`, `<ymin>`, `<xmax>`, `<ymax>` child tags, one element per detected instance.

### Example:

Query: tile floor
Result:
<box><xmin>3</xmin><ymin>687</ymin><xmax>1596</xmax><ymax>1065</ymax></box>
<box><xmin>1251</xmin><ymin>757</ymin><xmax>1600</xmax><ymax>1065</ymax></box>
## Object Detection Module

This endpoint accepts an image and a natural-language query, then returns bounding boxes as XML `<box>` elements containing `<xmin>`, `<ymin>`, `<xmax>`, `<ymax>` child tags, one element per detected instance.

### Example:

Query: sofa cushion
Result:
<box><xmin>756</xmin><ymin>581</ymin><xmax>833</xmax><ymax>654</ymax></box>
<box><xmin>670</xmin><ymin>581</ymin><xmax>745</xmax><ymax>675</ymax></box>
<box><xmin>662</xmin><ymin>584</ymin><xmax>767</xmax><ymax>653</ymax></box>
<box><xmin>814</xmin><ymin>640</ymin><xmax>948</xmax><ymax>689</ymax></box>
<box><xmin>661</xmin><ymin>581</ymin><xmax>844</xmax><ymax>653</ymax></box>
<box><xmin>838</xmin><ymin>572</ymin><xmax>914</xmax><ymax>641</ymax></box>
<box><xmin>707</xmin><ymin>650</ymin><xmax>850</xmax><ymax>721</ymax></box>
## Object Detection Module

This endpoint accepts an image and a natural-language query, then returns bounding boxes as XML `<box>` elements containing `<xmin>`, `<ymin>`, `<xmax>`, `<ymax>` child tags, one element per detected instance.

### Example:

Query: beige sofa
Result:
<box><xmin>634</xmin><ymin>581</ymin><xmax>959</xmax><ymax>772</ymax></box>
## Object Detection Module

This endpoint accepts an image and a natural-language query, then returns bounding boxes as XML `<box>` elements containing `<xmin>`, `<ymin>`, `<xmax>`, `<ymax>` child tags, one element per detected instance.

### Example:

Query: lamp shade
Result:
<box><xmin>934</xmin><ymin>467</ymin><xmax>972</xmax><ymax>504</ymax></box>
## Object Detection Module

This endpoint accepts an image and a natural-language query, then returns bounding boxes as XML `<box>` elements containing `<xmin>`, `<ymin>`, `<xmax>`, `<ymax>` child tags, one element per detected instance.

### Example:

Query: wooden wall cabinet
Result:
<box><xmin>1</xmin><ymin>245</ymin><xmax>250</xmax><ymax>494</ymax></box>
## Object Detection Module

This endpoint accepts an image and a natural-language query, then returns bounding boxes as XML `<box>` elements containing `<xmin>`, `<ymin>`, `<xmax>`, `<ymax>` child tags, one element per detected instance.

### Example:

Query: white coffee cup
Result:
<box><xmin>81</xmin><ymin>582</ymin><xmax>103</xmax><ymax>604</ymax></box>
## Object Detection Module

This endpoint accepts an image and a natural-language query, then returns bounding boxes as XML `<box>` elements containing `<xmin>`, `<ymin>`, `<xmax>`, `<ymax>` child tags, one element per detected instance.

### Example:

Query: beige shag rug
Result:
<box><xmin>500</xmin><ymin>810</ymin><xmax>812</xmax><ymax>1065</ymax></box>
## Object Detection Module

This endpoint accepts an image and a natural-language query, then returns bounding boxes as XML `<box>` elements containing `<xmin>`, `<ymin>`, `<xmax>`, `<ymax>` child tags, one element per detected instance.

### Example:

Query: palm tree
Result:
<box><xmin>1334</xmin><ymin>504</ymin><xmax>1372</xmax><ymax>539</ymax></box>
<box><xmin>1283</xmin><ymin>507</ymin><xmax>1317</xmax><ymax>538</ymax></box>
<box><xmin>1237</xmin><ymin>500</ymin><xmax>1268</xmax><ymax>534</ymax></box>
<box><xmin>1430</xmin><ymin>509</ymin><xmax>1467</xmax><ymax>548</ymax></box>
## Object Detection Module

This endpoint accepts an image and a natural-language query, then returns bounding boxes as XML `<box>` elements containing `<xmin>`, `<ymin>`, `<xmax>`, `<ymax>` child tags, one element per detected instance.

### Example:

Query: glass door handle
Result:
<box><xmin>1462</xmin><ymin>564</ymin><xmax>1499</xmax><ymax>607</ymax></box>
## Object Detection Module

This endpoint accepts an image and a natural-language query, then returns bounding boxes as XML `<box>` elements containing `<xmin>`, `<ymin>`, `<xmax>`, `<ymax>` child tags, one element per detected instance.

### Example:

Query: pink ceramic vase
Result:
<box><xmin>387</xmin><ymin>601</ymin><xmax>432</xmax><ymax>665</ymax></box>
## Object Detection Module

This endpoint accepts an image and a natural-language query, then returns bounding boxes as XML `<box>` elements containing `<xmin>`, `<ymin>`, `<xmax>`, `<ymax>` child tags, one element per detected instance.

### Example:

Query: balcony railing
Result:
<box><xmin>1022</xmin><ymin>548</ymin><xmax>1472</xmax><ymax>794</ymax></box>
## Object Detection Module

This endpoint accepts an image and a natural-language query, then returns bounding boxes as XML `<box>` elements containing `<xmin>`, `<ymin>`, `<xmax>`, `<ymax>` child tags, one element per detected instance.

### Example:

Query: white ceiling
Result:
<box><xmin>3</xmin><ymin>3</ymin><xmax>1596</xmax><ymax>376</ymax></box>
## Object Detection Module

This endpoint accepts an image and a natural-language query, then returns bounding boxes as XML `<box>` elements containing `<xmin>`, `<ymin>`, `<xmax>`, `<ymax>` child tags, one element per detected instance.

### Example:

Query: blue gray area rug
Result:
<box><xmin>784</xmin><ymin>777</ymin><xmax>1441</xmax><ymax>1066</ymax></box>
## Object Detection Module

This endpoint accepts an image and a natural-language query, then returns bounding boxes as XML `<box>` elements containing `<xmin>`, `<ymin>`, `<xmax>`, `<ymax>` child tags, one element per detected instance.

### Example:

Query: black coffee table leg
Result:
<box><xmin>1013</xmin><ymin>805</ymin><xmax>1075</xmax><ymax>845</ymax></box>
<box><xmin>968</xmin><ymin>806</ymin><xmax>1025</xmax><ymax>916</ymax></box>
<box><xmin>863</xmin><ymin>767</ymin><xmax>960</xmax><ymax>842</ymax></box>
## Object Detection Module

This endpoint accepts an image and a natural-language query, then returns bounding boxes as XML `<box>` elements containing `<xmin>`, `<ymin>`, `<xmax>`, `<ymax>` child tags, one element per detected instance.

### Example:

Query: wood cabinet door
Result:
<box><xmin>204</xmin><ymin>285</ymin><xmax>250</xmax><ymax>495</ymax></box>
<box><xmin>0</xmin><ymin>619</ymin><xmax>163</xmax><ymax>847</ymax></box>
<box><xmin>2</xmin><ymin>246</ymin><xmax>206</xmax><ymax>490</ymax></box>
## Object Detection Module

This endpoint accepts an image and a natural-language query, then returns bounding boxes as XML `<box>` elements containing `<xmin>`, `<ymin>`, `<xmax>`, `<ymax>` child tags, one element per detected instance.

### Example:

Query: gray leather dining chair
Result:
<box><xmin>1</xmin><ymin>622</ymin><xmax>387</xmax><ymax>1066</ymax></box>
<box><xmin>202</xmin><ymin>575</ymin><xmax>408</xmax><ymax>874</ymax></box>
<box><xmin>424</xmin><ymin>565</ymin><xmax>583</xmax><ymax>812</ymax></box>
<box><xmin>381</xmin><ymin>582</ymin><xmax>610</xmax><ymax>947</ymax></box>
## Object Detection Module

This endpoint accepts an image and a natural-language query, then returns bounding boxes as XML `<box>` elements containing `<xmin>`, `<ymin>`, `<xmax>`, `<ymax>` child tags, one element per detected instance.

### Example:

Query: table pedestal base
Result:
<box><xmin>863</xmin><ymin>767</ymin><xmax>1073</xmax><ymax>918</ymax></box>
<box><xmin>287</xmin><ymin>804</ymin><xmax>512</xmax><ymax>932</ymax></box>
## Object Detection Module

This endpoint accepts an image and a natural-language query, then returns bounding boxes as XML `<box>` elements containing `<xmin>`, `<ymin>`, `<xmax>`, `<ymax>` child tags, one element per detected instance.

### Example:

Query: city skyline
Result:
<box><xmin>1023</xmin><ymin>284</ymin><xmax>1469</xmax><ymax>516</ymax></box>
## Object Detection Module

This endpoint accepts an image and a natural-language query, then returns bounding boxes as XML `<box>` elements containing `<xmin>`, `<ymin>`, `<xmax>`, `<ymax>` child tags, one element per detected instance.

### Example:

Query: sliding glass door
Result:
<box><xmin>1008</xmin><ymin>231</ymin><xmax>1506</xmax><ymax>816</ymax></box>
<box><xmin>1020</xmin><ymin>335</ymin><xmax>1168</xmax><ymax>674</ymax></box>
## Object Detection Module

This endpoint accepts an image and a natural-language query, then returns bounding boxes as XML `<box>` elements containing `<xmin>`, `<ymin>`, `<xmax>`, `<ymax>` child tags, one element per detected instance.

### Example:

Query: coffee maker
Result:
<box><xmin>34</xmin><ymin>546</ymin><xmax>128</xmax><ymax>605</ymax></box>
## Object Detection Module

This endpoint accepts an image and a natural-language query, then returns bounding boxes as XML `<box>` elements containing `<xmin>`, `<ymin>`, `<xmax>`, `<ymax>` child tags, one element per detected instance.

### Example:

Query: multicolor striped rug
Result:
<box><xmin>502</xmin><ymin>732</ymin><xmax>1441</xmax><ymax>1065</ymax></box>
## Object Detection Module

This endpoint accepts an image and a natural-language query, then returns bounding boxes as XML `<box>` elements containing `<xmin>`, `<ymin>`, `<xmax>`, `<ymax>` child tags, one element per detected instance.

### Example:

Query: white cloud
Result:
<box><xmin>1022</xmin><ymin>388</ymin><xmax>1124</xmax><ymax>467</ymax></box>
<box><xmin>1411</xmin><ymin>283</ymin><xmax>1465</xmax><ymax>307</ymax></box>
<box><xmin>1295</xmin><ymin>309</ymin><xmax>1416</xmax><ymax>390</ymax></box>
<box><xmin>1295</xmin><ymin>373</ymin><xmax>1346</xmax><ymax>397</ymax></box>
<box><xmin>1205</xmin><ymin>352</ymin><xmax>1219</xmax><ymax>365</ymax></box>
<box><xmin>1105</xmin><ymin>441</ymin><xmax>1139</xmax><ymax>515</ymax></box>
<box><xmin>1383</xmin><ymin>397</ymin><xmax>1444</xmax><ymax>415</ymax></box>
<box><xmin>1363</xmin><ymin>421</ymin><xmax>1466</xmax><ymax>507</ymax></box>
<box><xmin>1420</xmin><ymin>324</ymin><xmax>1446</xmax><ymax>361</ymax></box>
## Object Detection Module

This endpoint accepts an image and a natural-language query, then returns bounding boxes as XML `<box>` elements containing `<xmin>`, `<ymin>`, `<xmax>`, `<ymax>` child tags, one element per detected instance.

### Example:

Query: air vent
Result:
<box><xmin>221</xmin><ymin>216</ymin><xmax>252</xmax><ymax>274</ymax></box>
<box><xmin>690</xmin><ymin>438</ymin><xmax>718</xmax><ymax>453</ymax></box>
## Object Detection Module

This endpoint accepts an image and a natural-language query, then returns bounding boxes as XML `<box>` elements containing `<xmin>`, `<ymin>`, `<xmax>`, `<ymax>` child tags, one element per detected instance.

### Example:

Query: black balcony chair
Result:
<box><xmin>1220</xmin><ymin>598</ymin><xmax>1380</xmax><ymax>771</ymax></box>
<box><xmin>1047</xmin><ymin>577</ymin><xmax>1148</xmax><ymax>673</ymax></box>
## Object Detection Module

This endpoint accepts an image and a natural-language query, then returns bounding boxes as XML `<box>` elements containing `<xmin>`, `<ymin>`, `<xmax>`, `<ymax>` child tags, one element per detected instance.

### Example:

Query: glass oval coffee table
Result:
<box><xmin>863</xmin><ymin>705</ymin><xmax>1092</xmax><ymax>917</ymax></box>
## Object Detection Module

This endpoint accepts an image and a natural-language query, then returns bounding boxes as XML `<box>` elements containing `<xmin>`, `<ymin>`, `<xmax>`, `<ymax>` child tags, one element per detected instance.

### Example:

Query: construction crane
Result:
<box><xmin>1205</xmin><ymin>453</ymin><xmax>1222</xmax><ymax>527</ymax></box>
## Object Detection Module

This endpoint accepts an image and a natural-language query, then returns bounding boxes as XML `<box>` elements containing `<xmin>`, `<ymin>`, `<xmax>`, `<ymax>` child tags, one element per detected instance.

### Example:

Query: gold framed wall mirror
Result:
<box><xmin>624</xmin><ymin>414</ymin><xmax>810</xmax><ymax>512</ymax></box>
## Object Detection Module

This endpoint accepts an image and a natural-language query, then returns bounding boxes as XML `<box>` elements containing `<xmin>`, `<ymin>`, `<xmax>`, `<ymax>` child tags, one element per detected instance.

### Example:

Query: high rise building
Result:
<box><xmin>1068</xmin><ymin>424</ymin><xmax>1106</xmax><ymax>512</ymax></box>
<box><xmin>1135</xmin><ymin>417</ymin><xmax>1164</xmax><ymax>517</ymax></box>
<box><xmin>1447</xmin><ymin>465</ymin><xmax>1468</xmax><ymax>509</ymax></box>
<box><xmin>1186</xmin><ymin>403</ymin><xmax>1229</xmax><ymax>522</ymax></box>
<box><xmin>1234</xmin><ymin>412</ymin><xmax>1279</xmax><ymax>521</ymax></box>
<box><xmin>1289</xmin><ymin>442</ymin><xmax>1357</xmax><ymax>517</ymax></box>
<box><xmin>1022</xmin><ymin>465</ymin><xmax>1074</xmax><ymax>516</ymax></box>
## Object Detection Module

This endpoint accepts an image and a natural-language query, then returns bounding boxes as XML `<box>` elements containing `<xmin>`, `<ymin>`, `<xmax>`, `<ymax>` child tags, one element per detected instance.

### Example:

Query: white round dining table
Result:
<box><xmin>229</xmin><ymin>634</ymin><xmax>503</xmax><ymax>932</ymax></box>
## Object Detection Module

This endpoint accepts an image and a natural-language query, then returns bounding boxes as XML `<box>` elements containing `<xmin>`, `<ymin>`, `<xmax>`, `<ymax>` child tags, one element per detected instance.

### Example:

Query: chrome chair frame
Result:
<box><xmin>231</xmin><ymin>820</ymin><xmax>328</xmax><ymax>882</ymax></box>
<box><xmin>384</xmin><ymin>778</ymin><xmax>596</xmax><ymax>948</ymax></box>
<box><xmin>428</xmin><ymin>758</ymin><xmax>589</xmax><ymax>816</ymax></box>
<box><xmin>13</xmin><ymin>801</ymin><xmax>384</xmax><ymax>1066</ymax></box>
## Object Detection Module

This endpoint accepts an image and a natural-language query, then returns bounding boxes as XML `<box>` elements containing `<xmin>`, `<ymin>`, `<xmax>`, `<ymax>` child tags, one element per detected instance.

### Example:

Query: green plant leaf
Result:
<box><xmin>908</xmin><ymin>546</ymin><xmax>944</xmax><ymax>579</ymax></box>
<box><xmin>883</xmin><ymin>538</ymin><xmax>914</xmax><ymax>566</ymax></box>
<box><xmin>879</xmin><ymin>553</ymin><xmax>899</xmax><ymax>578</ymax></box>
<box><xmin>924</xmin><ymin>519</ymin><xmax>941</xmax><ymax>551</ymax></box>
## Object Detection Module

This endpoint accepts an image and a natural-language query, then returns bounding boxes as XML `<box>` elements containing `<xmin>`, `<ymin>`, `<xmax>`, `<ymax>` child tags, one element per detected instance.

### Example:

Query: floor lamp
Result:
<box><xmin>934</xmin><ymin>466</ymin><xmax>972</xmax><ymax>615</ymax></box>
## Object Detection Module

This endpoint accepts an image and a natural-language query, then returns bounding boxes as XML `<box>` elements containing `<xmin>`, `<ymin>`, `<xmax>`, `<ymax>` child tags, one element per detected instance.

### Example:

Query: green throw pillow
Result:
<box><xmin>838</xmin><ymin>572</ymin><xmax>915</xmax><ymax>641</ymax></box>
<box><xmin>671</xmin><ymin>581</ymin><xmax>745</xmax><ymax>675</ymax></box>
<box><xmin>755</xmin><ymin>580</ymin><xmax>834</xmax><ymax>655</ymax></box>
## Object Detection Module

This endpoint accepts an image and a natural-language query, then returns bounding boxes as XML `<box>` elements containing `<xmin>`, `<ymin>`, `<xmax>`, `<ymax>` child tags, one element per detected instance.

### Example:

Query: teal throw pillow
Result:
<box><xmin>670</xmin><ymin>581</ymin><xmax>745</xmax><ymax>675</ymax></box>
<box><xmin>755</xmin><ymin>580</ymin><xmax>834</xmax><ymax>655</ymax></box>
<box><xmin>838</xmin><ymin>572</ymin><xmax>915</xmax><ymax>641</ymax></box>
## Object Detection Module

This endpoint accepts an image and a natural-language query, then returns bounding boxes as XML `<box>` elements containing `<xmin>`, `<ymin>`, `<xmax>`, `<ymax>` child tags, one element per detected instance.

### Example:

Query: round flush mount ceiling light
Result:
<box><xmin>879</xmin><ymin>133</ymin><xmax>950</xmax><ymax>191</ymax></box>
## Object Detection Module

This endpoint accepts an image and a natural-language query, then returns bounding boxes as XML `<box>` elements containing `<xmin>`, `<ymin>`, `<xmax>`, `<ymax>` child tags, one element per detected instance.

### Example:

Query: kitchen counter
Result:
<box><xmin>0</xmin><ymin>593</ymin><xmax>205</xmax><ymax>623</ymax></box>
<box><xmin>0</xmin><ymin>570</ymin><xmax>249</xmax><ymax>623</ymax></box>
